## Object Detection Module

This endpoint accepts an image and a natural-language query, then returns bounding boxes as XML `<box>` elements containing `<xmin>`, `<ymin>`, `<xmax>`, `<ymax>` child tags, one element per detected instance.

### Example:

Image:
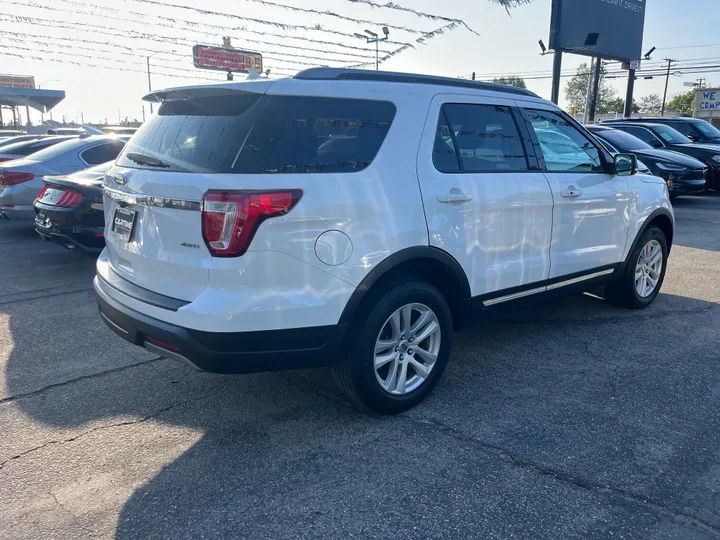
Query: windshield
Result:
<box><xmin>594</xmin><ymin>129</ymin><xmax>652</xmax><ymax>151</ymax></box>
<box><xmin>653</xmin><ymin>124</ymin><xmax>693</xmax><ymax>144</ymax></box>
<box><xmin>695</xmin><ymin>120</ymin><xmax>720</xmax><ymax>137</ymax></box>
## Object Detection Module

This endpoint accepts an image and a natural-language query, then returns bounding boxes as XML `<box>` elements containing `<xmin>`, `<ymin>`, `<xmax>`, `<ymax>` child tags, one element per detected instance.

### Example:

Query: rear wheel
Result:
<box><xmin>605</xmin><ymin>226</ymin><xmax>668</xmax><ymax>309</ymax></box>
<box><xmin>332</xmin><ymin>280</ymin><xmax>453</xmax><ymax>414</ymax></box>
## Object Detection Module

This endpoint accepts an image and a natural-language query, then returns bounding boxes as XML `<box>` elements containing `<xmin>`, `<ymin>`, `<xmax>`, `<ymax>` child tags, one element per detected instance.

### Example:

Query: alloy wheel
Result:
<box><xmin>635</xmin><ymin>239</ymin><xmax>663</xmax><ymax>298</ymax></box>
<box><xmin>373</xmin><ymin>303</ymin><xmax>441</xmax><ymax>395</ymax></box>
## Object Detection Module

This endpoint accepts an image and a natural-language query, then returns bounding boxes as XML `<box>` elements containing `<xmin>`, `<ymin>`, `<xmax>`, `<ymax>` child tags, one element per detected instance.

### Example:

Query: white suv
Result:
<box><xmin>95</xmin><ymin>68</ymin><xmax>674</xmax><ymax>414</ymax></box>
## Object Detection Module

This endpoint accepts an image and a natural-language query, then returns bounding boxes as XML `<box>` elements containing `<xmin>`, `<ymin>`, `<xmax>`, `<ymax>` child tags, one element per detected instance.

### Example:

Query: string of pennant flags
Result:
<box><xmin>0</xmin><ymin>0</ymin><xmax>485</xmax><ymax>76</ymax></box>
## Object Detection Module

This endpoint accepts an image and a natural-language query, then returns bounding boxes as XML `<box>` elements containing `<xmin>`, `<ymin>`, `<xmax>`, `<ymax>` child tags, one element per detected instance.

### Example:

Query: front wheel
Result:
<box><xmin>605</xmin><ymin>225</ymin><xmax>668</xmax><ymax>309</ymax></box>
<box><xmin>332</xmin><ymin>280</ymin><xmax>453</xmax><ymax>414</ymax></box>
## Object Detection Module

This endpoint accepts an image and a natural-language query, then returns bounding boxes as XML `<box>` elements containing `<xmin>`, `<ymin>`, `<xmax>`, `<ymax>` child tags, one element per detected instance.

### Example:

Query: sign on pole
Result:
<box><xmin>193</xmin><ymin>45</ymin><xmax>263</xmax><ymax>74</ymax></box>
<box><xmin>0</xmin><ymin>75</ymin><xmax>36</xmax><ymax>89</ymax></box>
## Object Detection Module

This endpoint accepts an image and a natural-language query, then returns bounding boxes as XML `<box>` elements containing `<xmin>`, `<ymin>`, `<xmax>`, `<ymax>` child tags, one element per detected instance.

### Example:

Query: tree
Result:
<box><xmin>604</xmin><ymin>97</ymin><xmax>639</xmax><ymax>115</ymax></box>
<box><xmin>564</xmin><ymin>63</ymin><xmax>618</xmax><ymax>116</ymax></box>
<box><xmin>638</xmin><ymin>94</ymin><xmax>663</xmax><ymax>114</ymax></box>
<box><xmin>492</xmin><ymin>76</ymin><xmax>527</xmax><ymax>89</ymax></box>
<box><xmin>667</xmin><ymin>90</ymin><xmax>695</xmax><ymax>116</ymax></box>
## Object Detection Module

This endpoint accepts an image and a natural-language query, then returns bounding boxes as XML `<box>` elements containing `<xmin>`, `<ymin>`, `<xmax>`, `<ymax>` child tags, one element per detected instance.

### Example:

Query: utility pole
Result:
<box><xmin>146</xmin><ymin>56</ymin><xmax>153</xmax><ymax>114</ymax></box>
<box><xmin>624</xmin><ymin>69</ymin><xmax>636</xmax><ymax>118</ymax></box>
<box><xmin>142</xmin><ymin>105</ymin><xmax>146</xmax><ymax>122</ymax></box>
<box><xmin>661</xmin><ymin>58</ymin><xmax>676</xmax><ymax>116</ymax></box>
<box><xmin>550</xmin><ymin>50</ymin><xmax>563</xmax><ymax>104</ymax></box>
<box><xmin>588</xmin><ymin>58</ymin><xmax>602</xmax><ymax>123</ymax></box>
<box><xmin>583</xmin><ymin>58</ymin><xmax>595</xmax><ymax>124</ymax></box>
<box><xmin>696</xmin><ymin>78</ymin><xmax>706</xmax><ymax>90</ymax></box>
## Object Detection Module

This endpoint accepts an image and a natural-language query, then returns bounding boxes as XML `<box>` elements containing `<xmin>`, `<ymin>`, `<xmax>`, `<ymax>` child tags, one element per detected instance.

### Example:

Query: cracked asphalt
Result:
<box><xmin>2</xmin><ymin>195</ymin><xmax>720</xmax><ymax>539</ymax></box>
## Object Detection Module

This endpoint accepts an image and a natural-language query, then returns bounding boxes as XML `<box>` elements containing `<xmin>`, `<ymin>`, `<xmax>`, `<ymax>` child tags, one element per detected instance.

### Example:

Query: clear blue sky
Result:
<box><xmin>0</xmin><ymin>0</ymin><xmax>717</xmax><ymax>123</ymax></box>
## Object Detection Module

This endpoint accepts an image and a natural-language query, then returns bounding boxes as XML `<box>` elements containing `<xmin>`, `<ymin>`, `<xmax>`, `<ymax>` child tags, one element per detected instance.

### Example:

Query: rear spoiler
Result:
<box><xmin>143</xmin><ymin>80</ymin><xmax>275</xmax><ymax>103</ymax></box>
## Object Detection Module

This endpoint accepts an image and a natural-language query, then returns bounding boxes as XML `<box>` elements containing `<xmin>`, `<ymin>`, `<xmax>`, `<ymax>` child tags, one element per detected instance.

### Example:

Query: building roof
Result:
<box><xmin>0</xmin><ymin>87</ymin><xmax>66</xmax><ymax>113</ymax></box>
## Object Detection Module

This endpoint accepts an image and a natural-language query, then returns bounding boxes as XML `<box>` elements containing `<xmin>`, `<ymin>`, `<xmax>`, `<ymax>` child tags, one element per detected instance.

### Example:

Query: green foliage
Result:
<box><xmin>492</xmin><ymin>76</ymin><xmax>528</xmax><ymax>89</ymax></box>
<box><xmin>564</xmin><ymin>62</ymin><xmax>618</xmax><ymax>116</ymax></box>
<box><xmin>638</xmin><ymin>94</ymin><xmax>663</xmax><ymax>114</ymax></box>
<box><xmin>667</xmin><ymin>90</ymin><xmax>695</xmax><ymax>116</ymax></box>
<box><xmin>604</xmin><ymin>97</ymin><xmax>639</xmax><ymax>114</ymax></box>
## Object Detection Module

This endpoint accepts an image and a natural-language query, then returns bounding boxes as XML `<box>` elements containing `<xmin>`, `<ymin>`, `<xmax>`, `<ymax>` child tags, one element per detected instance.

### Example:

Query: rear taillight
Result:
<box><xmin>37</xmin><ymin>185</ymin><xmax>47</xmax><ymax>200</ymax></box>
<box><xmin>0</xmin><ymin>172</ymin><xmax>34</xmax><ymax>186</ymax></box>
<box><xmin>56</xmin><ymin>189</ymin><xmax>83</xmax><ymax>207</ymax></box>
<box><xmin>201</xmin><ymin>190</ymin><xmax>302</xmax><ymax>257</ymax></box>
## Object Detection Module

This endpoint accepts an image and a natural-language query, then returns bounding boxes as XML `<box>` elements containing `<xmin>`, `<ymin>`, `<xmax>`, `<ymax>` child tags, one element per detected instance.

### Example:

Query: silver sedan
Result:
<box><xmin>0</xmin><ymin>135</ymin><xmax>127</xmax><ymax>220</ymax></box>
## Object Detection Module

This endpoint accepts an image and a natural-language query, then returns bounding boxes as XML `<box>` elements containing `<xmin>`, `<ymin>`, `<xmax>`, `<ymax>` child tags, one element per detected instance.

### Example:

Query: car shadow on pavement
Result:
<box><xmin>671</xmin><ymin>196</ymin><xmax>720</xmax><ymax>252</ymax></box>
<box><xmin>3</xmin><ymin>287</ymin><xmax>720</xmax><ymax>539</ymax></box>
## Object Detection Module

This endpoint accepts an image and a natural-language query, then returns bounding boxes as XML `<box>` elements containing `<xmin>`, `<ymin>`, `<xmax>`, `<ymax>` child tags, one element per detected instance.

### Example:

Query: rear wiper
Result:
<box><xmin>126</xmin><ymin>152</ymin><xmax>170</xmax><ymax>168</ymax></box>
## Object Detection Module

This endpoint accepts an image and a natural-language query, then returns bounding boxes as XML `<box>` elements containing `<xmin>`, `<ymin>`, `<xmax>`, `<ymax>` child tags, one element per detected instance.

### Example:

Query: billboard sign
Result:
<box><xmin>0</xmin><ymin>74</ymin><xmax>35</xmax><ymax>89</ymax></box>
<box><xmin>549</xmin><ymin>0</ymin><xmax>646</xmax><ymax>61</ymax></box>
<box><xmin>192</xmin><ymin>45</ymin><xmax>263</xmax><ymax>74</ymax></box>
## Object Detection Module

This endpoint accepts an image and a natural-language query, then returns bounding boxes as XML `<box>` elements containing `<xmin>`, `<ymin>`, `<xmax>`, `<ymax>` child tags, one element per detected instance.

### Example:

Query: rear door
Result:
<box><xmin>416</xmin><ymin>94</ymin><xmax>554</xmax><ymax>298</ymax></box>
<box><xmin>519</xmin><ymin>105</ymin><xmax>630</xmax><ymax>278</ymax></box>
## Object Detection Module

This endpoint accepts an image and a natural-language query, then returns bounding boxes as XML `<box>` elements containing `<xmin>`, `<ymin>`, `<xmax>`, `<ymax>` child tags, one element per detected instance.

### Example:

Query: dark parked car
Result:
<box><xmin>0</xmin><ymin>136</ymin><xmax>77</xmax><ymax>163</ymax></box>
<box><xmin>587</xmin><ymin>125</ymin><xmax>707</xmax><ymax>197</ymax></box>
<box><xmin>604</xmin><ymin>116</ymin><xmax>720</xmax><ymax>145</ymax></box>
<box><xmin>34</xmin><ymin>161</ymin><xmax>111</xmax><ymax>252</ymax></box>
<box><xmin>604</xmin><ymin>122</ymin><xmax>720</xmax><ymax>190</ymax></box>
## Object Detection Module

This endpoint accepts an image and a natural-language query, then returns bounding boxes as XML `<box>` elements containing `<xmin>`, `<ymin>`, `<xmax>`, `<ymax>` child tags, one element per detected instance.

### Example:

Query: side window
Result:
<box><xmin>81</xmin><ymin>142</ymin><xmax>124</xmax><ymax>165</ymax></box>
<box><xmin>432</xmin><ymin>111</ymin><xmax>460</xmax><ymax>173</ymax></box>
<box><xmin>525</xmin><ymin>109</ymin><xmax>603</xmax><ymax>173</ymax></box>
<box><xmin>621</xmin><ymin>126</ymin><xmax>661</xmax><ymax>146</ymax></box>
<box><xmin>437</xmin><ymin>103</ymin><xmax>528</xmax><ymax>172</ymax></box>
<box><xmin>667</xmin><ymin>122</ymin><xmax>692</xmax><ymax>137</ymax></box>
<box><xmin>235</xmin><ymin>96</ymin><xmax>396</xmax><ymax>174</ymax></box>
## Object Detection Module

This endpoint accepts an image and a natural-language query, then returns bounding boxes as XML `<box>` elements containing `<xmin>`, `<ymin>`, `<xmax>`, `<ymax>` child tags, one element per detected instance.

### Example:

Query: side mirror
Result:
<box><xmin>614</xmin><ymin>153</ymin><xmax>637</xmax><ymax>176</ymax></box>
<box><xmin>650</xmin><ymin>139</ymin><xmax>663</xmax><ymax>148</ymax></box>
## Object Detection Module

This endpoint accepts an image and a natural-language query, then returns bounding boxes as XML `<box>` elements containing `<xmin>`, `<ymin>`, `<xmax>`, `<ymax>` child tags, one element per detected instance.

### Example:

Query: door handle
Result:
<box><xmin>438</xmin><ymin>193</ymin><xmax>473</xmax><ymax>203</ymax></box>
<box><xmin>560</xmin><ymin>189</ymin><xmax>583</xmax><ymax>198</ymax></box>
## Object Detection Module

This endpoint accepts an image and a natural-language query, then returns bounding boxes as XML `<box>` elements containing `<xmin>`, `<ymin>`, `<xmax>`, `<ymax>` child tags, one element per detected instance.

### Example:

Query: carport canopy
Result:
<box><xmin>0</xmin><ymin>87</ymin><xmax>66</xmax><ymax>113</ymax></box>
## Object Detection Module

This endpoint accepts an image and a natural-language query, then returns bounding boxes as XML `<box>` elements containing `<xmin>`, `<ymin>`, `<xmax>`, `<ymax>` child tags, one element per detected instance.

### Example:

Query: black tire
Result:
<box><xmin>332</xmin><ymin>279</ymin><xmax>453</xmax><ymax>415</ymax></box>
<box><xmin>605</xmin><ymin>226</ymin><xmax>668</xmax><ymax>309</ymax></box>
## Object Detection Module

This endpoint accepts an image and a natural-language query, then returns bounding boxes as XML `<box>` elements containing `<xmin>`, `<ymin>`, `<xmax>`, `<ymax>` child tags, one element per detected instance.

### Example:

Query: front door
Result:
<box><xmin>520</xmin><ymin>106</ymin><xmax>631</xmax><ymax>278</ymax></box>
<box><xmin>416</xmin><ymin>94</ymin><xmax>554</xmax><ymax>298</ymax></box>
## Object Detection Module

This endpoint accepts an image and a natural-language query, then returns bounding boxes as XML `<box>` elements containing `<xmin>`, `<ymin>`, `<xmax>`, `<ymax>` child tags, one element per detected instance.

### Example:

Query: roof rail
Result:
<box><xmin>294</xmin><ymin>68</ymin><xmax>540</xmax><ymax>98</ymax></box>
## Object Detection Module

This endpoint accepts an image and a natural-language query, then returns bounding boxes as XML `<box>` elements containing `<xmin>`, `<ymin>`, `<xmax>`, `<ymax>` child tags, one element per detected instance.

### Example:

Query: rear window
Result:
<box><xmin>118</xmin><ymin>93</ymin><xmax>396</xmax><ymax>173</ymax></box>
<box><xmin>23</xmin><ymin>138</ymin><xmax>95</xmax><ymax>161</ymax></box>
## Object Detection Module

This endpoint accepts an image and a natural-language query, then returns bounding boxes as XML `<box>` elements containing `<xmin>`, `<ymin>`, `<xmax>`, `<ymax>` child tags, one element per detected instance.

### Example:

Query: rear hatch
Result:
<box><xmin>103</xmin><ymin>83</ymin><xmax>275</xmax><ymax>302</ymax></box>
<box><xmin>103</xmin><ymin>81</ymin><xmax>396</xmax><ymax>303</ymax></box>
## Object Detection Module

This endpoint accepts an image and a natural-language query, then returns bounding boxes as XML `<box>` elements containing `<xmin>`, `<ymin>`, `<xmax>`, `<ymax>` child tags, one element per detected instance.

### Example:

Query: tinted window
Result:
<box><xmin>119</xmin><ymin>93</ymin><xmax>264</xmax><ymax>173</ymax></box>
<box><xmin>80</xmin><ymin>142</ymin><xmax>125</xmax><ymax>165</ymax></box>
<box><xmin>617</xmin><ymin>126</ymin><xmax>661</xmax><ymax>146</ymax></box>
<box><xmin>592</xmin><ymin>129</ymin><xmax>652</xmax><ymax>151</ymax></box>
<box><xmin>696</xmin><ymin>120</ymin><xmax>720</xmax><ymax>136</ymax></box>
<box><xmin>119</xmin><ymin>93</ymin><xmax>395</xmax><ymax>174</ymax></box>
<box><xmin>652</xmin><ymin>125</ymin><xmax>692</xmax><ymax>144</ymax></box>
<box><xmin>667</xmin><ymin>121</ymin><xmax>694</xmax><ymax>138</ymax></box>
<box><xmin>235</xmin><ymin>96</ymin><xmax>396</xmax><ymax>174</ymax></box>
<box><xmin>432</xmin><ymin>111</ymin><xmax>461</xmax><ymax>173</ymax></box>
<box><xmin>436</xmin><ymin>103</ymin><xmax>527</xmax><ymax>172</ymax></box>
<box><xmin>526</xmin><ymin>110</ymin><xmax>603</xmax><ymax>172</ymax></box>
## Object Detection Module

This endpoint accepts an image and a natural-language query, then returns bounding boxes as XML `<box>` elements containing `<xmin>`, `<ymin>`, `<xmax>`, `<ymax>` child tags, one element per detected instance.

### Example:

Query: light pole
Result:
<box><xmin>146</xmin><ymin>51</ymin><xmax>163</xmax><ymax>114</ymax></box>
<box><xmin>37</xmin><ymin>80</ymin><xmax>60</xmax><ymax>124</ymax></box>
<box><xmin>354</xmin><ymin>27</ymin><xmax>389</xmax><ymax>70</ymax></box>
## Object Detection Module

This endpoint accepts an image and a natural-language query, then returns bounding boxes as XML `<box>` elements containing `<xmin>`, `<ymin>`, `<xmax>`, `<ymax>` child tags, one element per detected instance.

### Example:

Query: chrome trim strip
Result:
<box><xmin>546</xmin><ymin>269</ymin><xmax>615</xmax><ymax>291</ymax></box>
<box><xmin>482</xmin><ymin>268</ymin><xmax>616</xmax><ymax>307</ymax></box>
<box><xmin>103</xmin><ymin>187</ymin><xmax>200</xmax><ymax>211</ymax></box>
<box><xmin>483</xmin><ymin>286</ymin><xmax>546</xmax><ymax>307</ymax></box>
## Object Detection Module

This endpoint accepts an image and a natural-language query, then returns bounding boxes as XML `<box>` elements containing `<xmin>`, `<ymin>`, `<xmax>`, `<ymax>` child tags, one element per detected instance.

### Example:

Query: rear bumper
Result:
<box><xmin>94</xmin><ymin>276</ymin><xmax>347</xmax><ymax>374</ymax></box>
<box><xmin>34</xmin><ymin>203</ymin><xmax>105</xmax><ymax>252</ymax></box>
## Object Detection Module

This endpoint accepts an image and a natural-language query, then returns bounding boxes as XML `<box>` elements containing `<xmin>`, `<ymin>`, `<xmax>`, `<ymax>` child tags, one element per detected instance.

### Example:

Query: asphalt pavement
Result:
<box><xmin>1</xmin><ymin>196</ymin><xmax>720</xmax><ymax>540</ymax></box>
